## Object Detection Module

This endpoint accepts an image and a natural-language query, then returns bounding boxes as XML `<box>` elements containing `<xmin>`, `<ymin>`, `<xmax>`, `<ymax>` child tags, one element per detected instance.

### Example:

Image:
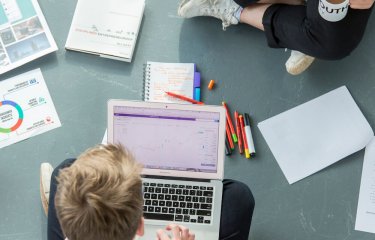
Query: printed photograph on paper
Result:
<box><xmin>5</xmin><ymin>32</ymin><xmax>50</xmax><ymax>63</ymax></box>
<box><xmin>0</xmin><ymin>44</ymin><xmax>9</xmax><ymax>66</ymax></box>
<box><xmin>13</xmin><ymin>16</ymin><xmax>43</xmax><ymax>40</ymax></box>
<box><xmin>0</xmin><ymin>28</ymin><xmax>16</xmax><ymax>45</ymax></box>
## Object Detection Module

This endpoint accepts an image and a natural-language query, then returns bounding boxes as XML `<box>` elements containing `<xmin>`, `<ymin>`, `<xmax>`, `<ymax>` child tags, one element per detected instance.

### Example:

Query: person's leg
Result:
<box><xmin>237</xmin><ymin>0</ymin><xmax>317</xmax><ymax>75</ymax></box>
<box><xmin>178</xmin><ymin>0</ymin><xmax>314</xmax><ymax>74</ymax></box>
<box><xmin>47</xmin><ymin>158</ymin><xmax>76</xmax><ymax>240</ymax></box>
<box><xmin>219</xmin><ymin>179</ymin><xmax>255</xmax><ymax>240</ymax></box>
<box><xmin>242</xmin><ymin>0</ymin><xmax>373</xmax><ymax>59</ymax></box>
<box><xmin>179</xmin><ymin>0</ymin><xmax>372</xmax><ymax>73</ymax></box>
<box><xmin>239</xmin><ymin>2</ymin><xmax>270</xmax><ymax>30</ymax></box>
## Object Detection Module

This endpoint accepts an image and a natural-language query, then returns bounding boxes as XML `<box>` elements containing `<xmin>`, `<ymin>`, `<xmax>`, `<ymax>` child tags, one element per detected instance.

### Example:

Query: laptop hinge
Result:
<box><xmin>142</xmin><ymin>175</ymin><xmax>210</xmax><ymax>182</ymax></box>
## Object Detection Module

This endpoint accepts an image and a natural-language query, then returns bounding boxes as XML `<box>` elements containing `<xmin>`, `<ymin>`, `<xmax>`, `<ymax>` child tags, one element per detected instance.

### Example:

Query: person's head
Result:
<box><xmin>55</xmin><ymin>144</ymin><xmax>144</xmax><ymax>240</ymax></box>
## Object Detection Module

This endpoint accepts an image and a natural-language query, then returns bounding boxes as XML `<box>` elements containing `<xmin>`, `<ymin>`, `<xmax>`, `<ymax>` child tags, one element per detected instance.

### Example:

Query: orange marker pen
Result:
<box><xmin>226</xmin><ymin>120</ymin><xmax>235</xmax><ymax>150</ymax></box>
<box><xmin>222</xmin><ymin>101</ymin><xmax>238</xmax><ymax>143</ymax></box>
<box><xmin>239</xmin><ymin>115</ymin><xmax>250</xmax><ymax>159</ymax></box>
<box><xmin>235</xmin><ymin>111</ymin><xmax>243</xmax><ymax>154</ymax></box>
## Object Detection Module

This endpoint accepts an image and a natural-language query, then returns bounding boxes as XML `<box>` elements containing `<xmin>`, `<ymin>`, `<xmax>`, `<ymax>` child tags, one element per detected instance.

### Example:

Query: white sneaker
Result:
<box><xmin>40</xmin><ymin>162</ymin><xmax>54</xmax><ymax>216</ymax></box>
<box><xmin>285</xmin><ymin>50</ymin><xmax>315</xmax><ymax>75</ymax></box>
<box><xmin>178</xmin><ymin>0</ymin><xmax>240</xmax><ymax>30</ymax></box>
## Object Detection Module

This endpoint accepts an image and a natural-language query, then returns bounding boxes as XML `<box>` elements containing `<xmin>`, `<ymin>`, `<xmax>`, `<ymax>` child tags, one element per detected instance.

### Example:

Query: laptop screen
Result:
<box><xmin>112</xmin><ymin>105</ymin><xmax>220</xmax><ymax>173</ymax></box>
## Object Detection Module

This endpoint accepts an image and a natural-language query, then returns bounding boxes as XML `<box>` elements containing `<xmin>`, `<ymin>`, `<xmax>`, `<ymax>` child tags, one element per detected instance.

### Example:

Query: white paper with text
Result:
<box><xmin>0</xmin><ymin>69</ymin><xmax>61</xmax><ymax>148</ymax></box>
<box><xmin>355</xmin><ymin>137</ymin><xmax>375</xmax><ymax>234</ymax></box>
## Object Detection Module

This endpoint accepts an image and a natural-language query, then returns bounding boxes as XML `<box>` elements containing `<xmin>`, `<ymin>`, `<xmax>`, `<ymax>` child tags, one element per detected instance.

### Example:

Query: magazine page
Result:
<box><xmin>0</xmin><ymin>0</ymin><xmax>57</xmax><ymax>74</ymax></box>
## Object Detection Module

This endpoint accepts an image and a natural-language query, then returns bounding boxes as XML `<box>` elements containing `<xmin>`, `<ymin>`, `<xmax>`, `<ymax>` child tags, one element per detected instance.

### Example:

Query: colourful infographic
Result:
<box><xmin>0</xmin><ymin>100</ymin><xmax>23</xmax><ymax>133</ymax></box>
<box><xmin>0</xmin><ymin>68</ymin><xmax>61</xmax><ymax>149</ymax></box>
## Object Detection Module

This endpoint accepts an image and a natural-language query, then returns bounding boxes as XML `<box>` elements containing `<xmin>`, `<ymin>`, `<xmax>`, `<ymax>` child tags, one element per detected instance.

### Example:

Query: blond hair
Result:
<box><xmin>55</xmin><ymin>144</ymin><xmax>143</xmax><ymax>240</ymax></box>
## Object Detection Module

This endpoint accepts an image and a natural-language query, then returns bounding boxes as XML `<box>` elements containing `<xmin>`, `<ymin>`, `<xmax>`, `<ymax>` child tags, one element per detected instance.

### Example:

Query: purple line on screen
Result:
<box><xmin>114</xmin><ymin>113</ymin><xmax>196</xmax><ymax>121</ymax></box>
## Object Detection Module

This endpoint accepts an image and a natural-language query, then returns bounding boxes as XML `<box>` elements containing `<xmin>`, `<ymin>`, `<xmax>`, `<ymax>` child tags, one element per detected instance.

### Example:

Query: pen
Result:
<box><xmin>234</xmin><ymin>111</ymin><xmax>243</xmax><ymax>154</ymax></box>
<box><xmin>226</xmin><ymin>120</ymin><xmax>235</xmax><ymax>150</ymax></box>
<box><xmin>165</xmin><ymin>91</ymin><xmax>204</xmax><ymax>105</ymax></box>
<box><xmin>239</xmin><ymin>115</ymin><xmax>250</xmax><ymax>159</ymax></box>
<box><xmin>222</xmin><ymin>101</ymin><xmax>238</xmax><ymax>143</ymax></box>
<box><xmin>225</xmin><ymin>137</ymin><xmax>232</xmax><ymax>155</ymax></box>
<box><xmin>244</xmin><ymin>113</ymin><xmax>256</xmax><ymax>157</ymax></box>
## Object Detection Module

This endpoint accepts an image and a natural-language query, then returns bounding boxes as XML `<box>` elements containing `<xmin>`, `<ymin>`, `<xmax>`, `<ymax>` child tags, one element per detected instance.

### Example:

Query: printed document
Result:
<box><xmin>0</xmin><ymin>0</ymin><xmax>58</xmax><ymax>74</ymax></box>
<box><xmin>0</xmin><ymin>69</ymin><xmax>61</xmax><ymax>149</ymax></box>
<box><xmin>355</xmin><ymin>138</ymin><xmax>375</xmax><ymax>234</ymax></box>
<box><xmin>65</xmin><ymin>0</ymin><xmax>145</xmax><ymax>62</ymax></box>
<box><xmin>258</xmin><ymin>86</ymin><xmax>374</xmax><ymax>184</ymax></box>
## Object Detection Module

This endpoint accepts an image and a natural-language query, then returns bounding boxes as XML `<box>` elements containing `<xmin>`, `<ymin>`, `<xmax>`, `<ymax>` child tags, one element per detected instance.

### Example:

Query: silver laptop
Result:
<box><xmin>107</xmin><ymin>100</ymin><xmax>226</xmax><ymax>239</ymax></box>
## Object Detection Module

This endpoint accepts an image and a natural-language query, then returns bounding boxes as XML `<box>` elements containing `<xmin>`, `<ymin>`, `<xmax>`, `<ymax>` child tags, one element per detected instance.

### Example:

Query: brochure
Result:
<box><xmin>0</xmin><ymin>0</ymin><xmax>58</xmax><ymax>74</ymax></box>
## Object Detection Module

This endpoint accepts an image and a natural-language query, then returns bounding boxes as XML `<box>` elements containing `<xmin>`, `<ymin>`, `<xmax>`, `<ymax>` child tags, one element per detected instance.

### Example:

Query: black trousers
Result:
<box><xmin>235</xmin><ymin>0</ymin><xmax>373</xmax><ymax>59</ymax></box>
<box><xmin>47</xmin><ymin>158</ymin><xmax>255</xmax><ymax>240</ymax></box>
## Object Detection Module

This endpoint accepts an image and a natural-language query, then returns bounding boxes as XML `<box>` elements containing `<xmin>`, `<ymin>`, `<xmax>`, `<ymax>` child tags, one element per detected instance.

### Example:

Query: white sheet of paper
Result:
<box><xmin>258</xmin><ymin>86</ymin><xmax>373</xmax><ymax>184</ymax></box>
<box><xmin>355</xmin><ymin>137</ymin><xmax>375</xmax><ymax>234</ymax></box>
<box><xmin>0</xmin><ymin>69</ymin><xmax>61</xmax><ymax>148</ymax></box>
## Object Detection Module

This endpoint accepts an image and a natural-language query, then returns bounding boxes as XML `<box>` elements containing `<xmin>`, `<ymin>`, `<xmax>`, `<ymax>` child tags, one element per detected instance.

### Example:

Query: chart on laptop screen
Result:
<box><xmin>113</xmin><ymin>106</ymin><xmax>220</xmax><ymax>173</ymax></box>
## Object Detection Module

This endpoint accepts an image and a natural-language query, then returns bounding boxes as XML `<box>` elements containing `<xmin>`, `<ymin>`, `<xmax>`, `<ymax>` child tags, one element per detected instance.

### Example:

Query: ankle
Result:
<box><xmin>234</xmin><ymin>6</ymin><xmax>243</xmax><ymax>22</ymax></box>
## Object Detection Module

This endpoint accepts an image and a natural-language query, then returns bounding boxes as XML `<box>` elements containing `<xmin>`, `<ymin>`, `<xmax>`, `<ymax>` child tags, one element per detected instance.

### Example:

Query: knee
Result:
<box><xmin>226</xmin><ymin>180</ymin><xmax>255</xmax><ymax>210</ymax></box>
<box><xmin>309</xmin><ymin>26</ymin><xmax>365</xmax><ymax>60</ymax></box>
<box><xmin>317</xmin><ymin>41</ymin><xmax>357</xmax><ymax>60</ymax></box>
<box><xmin>51</xmin><ymin>166</ymin><xmax>60</xmax><ymax>179</ymax></box>
<box><xmin>52</xmin><ymin>158</ymin><xmax>76</xmax><ymax>179</ymax></box>
<box><xmin>240</xmin><ymin>182</ymin><xmax>255</xmax><ymax>210</ymax></box>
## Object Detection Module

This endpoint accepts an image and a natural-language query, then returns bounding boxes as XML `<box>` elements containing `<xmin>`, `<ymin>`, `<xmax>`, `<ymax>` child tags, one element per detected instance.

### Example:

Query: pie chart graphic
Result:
<box><xmin>0</xmin><ymin>100</ymin><xmax>24</xmax><ymax>133</ymax></box>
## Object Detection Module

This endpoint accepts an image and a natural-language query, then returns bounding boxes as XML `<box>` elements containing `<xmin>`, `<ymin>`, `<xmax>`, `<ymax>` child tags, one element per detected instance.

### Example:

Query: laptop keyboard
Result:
<box><xmin>142</xmin><ymin>181</ymin><xmax>214</xmax><ymax>224</ymax></box>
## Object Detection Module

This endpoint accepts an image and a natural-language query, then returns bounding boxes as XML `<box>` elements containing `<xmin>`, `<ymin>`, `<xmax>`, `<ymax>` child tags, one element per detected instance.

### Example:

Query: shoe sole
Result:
<box><xmin>40</xmin><ymin>163</ymin><xmax>53</xmax><ymax>216</ymax></box>
<box><xmin>286</xmin><ymin>56</ymin><xmax>315</xmax><ymax>75</ymax></box>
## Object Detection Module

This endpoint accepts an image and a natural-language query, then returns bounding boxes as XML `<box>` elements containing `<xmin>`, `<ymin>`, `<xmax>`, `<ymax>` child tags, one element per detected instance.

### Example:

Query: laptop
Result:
<box><xmin>107</xmin><ymin>100</ymin><xmax>226</xmax><ymax>239</ymax></box>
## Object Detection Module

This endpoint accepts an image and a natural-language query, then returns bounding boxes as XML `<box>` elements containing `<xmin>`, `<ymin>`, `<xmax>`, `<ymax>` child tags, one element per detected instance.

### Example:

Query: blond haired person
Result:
<box><xmin>40</xmin><ymin>144</ymin><xmax>254</xmax><ymax>240</ymax></box>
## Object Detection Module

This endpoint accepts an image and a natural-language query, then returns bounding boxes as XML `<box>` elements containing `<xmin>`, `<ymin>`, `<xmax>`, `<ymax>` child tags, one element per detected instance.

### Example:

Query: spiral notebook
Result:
<box><xmin>143</xmin><ymin>61</ymin><xmax>201</xmax><ymax>103</ymax></box>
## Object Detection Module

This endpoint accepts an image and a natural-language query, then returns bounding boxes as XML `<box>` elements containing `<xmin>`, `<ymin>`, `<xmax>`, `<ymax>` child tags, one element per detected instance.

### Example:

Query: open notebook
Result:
<box><xmin>143</xmin><ymin>62</ymin><xmax>201</xmax><ymax>103</ymax></box>
<box><xmin>258</xmin><ymin>86</ymin><xmax>374</xmax><ymax>184</ymax></box>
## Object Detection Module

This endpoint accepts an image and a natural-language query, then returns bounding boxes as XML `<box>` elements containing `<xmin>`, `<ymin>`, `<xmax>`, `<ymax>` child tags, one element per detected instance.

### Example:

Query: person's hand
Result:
<box><xmin>349</xmin><ymin>0</ymin><xmax>374</xmax><ymax>9</ymax></box>
<box><xmin>156</xmin><ymin>224</ymin><xmax>195</xmax><ymax>240</ymax></box>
